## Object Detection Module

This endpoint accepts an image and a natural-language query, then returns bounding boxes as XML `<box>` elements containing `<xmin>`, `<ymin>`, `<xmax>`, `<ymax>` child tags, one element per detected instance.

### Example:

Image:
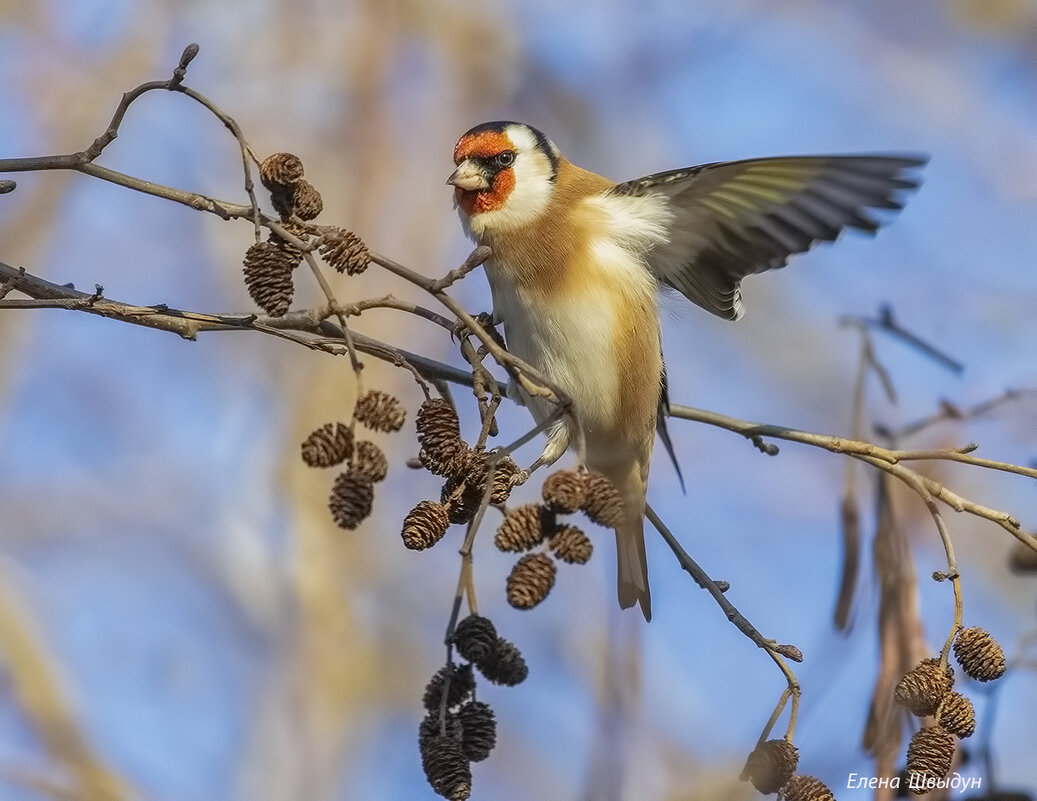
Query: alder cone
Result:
<box><xmin>953</xmin><ymin>627</ymin><xmax>1006</xmax><ymax>682</ymax></box>
<box><xmin>780</xmin><ymin>775</ymin><xmax>835</xmax><ymax>801</ymax></box>
<box><xmin>301</xmin><ymin>422</ymin><xmax>353</xmax><ymax>468</ymax></box>
<box><xmin>906</xmin><ymin>726</ymin><xmax>955</xmax><ymax>794</ymax></box>
<box><xmin>354</xmin><ymin>390</ymin><xmax>406</xmax><ymax>433</ymax></box>
<box><xmin>506</xmin><ymin>553</ymin><xmax>556</xmax><ymax>609</ymax></box>
<box><xmin>242</xmin><ymin>241</ymin><xmax>295</xmax><ymax>317</ymax></box>
<box><xmin>328</xmin><ymin>471</ymin><xmax>374</xmax><ymax>529</ymax></box>
<box><xmin>937</xmin><ymin>691</ymin><xmax>976</xmax><ymax>738</ymax></box>
<box><xmin>402</xmin><ymin>500</ymin><xmax>450</xmax><ymax>550</ymax></box>
<box><xmin>740</xmin><ymin>739</ymin><xmax>799</xmax><ymax>795</ymax></box>
<box><xmin>894</xmin><ymin>658</ymin><xmax>954</xmax><ymax>717</ymax></box>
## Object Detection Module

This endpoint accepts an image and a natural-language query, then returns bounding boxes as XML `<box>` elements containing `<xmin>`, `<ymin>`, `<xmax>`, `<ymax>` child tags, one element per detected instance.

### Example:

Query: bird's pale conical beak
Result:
<box><xmin>447</xmin><ymin>160</ymin><xmax>491</xmax><ymax>191</ymax></box>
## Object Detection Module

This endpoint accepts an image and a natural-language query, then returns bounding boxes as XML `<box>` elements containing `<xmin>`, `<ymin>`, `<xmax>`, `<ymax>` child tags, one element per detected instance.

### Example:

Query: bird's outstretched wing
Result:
<box><xmin>610</xmin><ymin>155</ymin><xmax>927</xmax><ymax>320</ymax></box>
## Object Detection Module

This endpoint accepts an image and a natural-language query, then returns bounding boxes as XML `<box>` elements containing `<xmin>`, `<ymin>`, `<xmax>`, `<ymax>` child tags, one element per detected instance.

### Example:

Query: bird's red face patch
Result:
<box><xmin>453</xmin><ymin>130</ymin><xmax>516</xmax><ymax>216</ymax></box>
<box><xmin>453</xmin><ymin>130</ymin><xmax>512</xmax><ymax>164</ymax></box>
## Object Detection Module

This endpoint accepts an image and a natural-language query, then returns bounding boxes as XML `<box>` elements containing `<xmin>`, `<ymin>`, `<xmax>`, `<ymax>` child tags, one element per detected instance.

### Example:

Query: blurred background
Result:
<box><xmin>1</xmin><ymin>1</ymin><xmax>1035</xmax><ymax>799</ymax></box>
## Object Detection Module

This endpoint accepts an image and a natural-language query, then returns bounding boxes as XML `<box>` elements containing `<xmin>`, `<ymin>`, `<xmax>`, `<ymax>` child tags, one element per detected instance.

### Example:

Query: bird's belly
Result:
<box><xmin>490</xmin><ymin>276</ymin><xmax>661</xmax><ymax>466</ymax></box>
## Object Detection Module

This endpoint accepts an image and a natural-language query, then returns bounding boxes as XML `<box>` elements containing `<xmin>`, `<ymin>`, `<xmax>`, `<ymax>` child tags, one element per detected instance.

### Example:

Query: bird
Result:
<box><xmin>448</xmin><ymin>120</ymin><xmax>925</xmax><ymax>620</ymax></box>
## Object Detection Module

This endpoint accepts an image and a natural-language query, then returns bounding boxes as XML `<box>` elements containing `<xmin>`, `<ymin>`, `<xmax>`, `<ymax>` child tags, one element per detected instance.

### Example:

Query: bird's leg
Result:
<box><xmin>452</xmin><ymin>310</ymin><xmax>506</xmax><ymax>351</ymax></box>
<box><xmin>519</xmin><ymin>420</ymin><xmax>570</xmax><ymax>483</ymax></box>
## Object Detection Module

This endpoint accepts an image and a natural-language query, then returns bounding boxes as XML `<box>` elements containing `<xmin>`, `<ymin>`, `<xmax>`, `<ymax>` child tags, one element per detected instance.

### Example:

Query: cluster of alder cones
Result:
<box><xmin>741</xmin><ymin>738</ymin><xmax>836</xmax><ymax>800</ymax></box>
<box><xmin>420</xmin><ymin>614</ymin><xmax>528</xmax><ymax>801</ymax></box>
<box><xmin>893</xmin><ymin>626</ymin><xmax>1007</xmax><ymax>793</ymax></box>
<box><xmin>497</xmin><ymin>467</ymin><xmax>623</xmax><ymax>609</ymax></box>
<box><xmin>300</xmin><ymin>390</ymin><xmax>406</xmax><ymax>529</ymax></box>
<box><xmin>241</xmin><ymin>152</ymin><xmax>369</xmax><ymax>317</ymax></box>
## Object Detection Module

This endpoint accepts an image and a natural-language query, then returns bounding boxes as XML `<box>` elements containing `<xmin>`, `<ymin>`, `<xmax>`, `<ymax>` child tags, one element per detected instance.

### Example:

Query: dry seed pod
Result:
<box><xmin>581</xmin><ymin>471</ymin><xmax>625</xmax><ymax>528</ymax></box>
<box><xmin>549</xmin><ymin>524</ymin><xmax>593</xmax><ymax>565</ymax></box>
<box><xmin>495</xmin><ymin>504</ymin><xmax>550</xmax><ymax>553</ymax></box>
<box><xmin>402</xmin><ymin>500</ymin><xmax>451</xmax><ymax>551</ymax></box>
<box><xmin>457</xmin><ymin>701</ymin><xmax>496</xmax><ymax>762</ymax></box>
<box><xmin>441</xmin><ymin>476</ymin><xmax>483</xmax><ymax>525</ymax></box>
<box><xmin>894</xmin><ymin>657</ymin><xmax>954</xmax><ymax>717</ymax></box>
<box><xmin>301</xmin><ymin>422</ymin><xmax>353</xmax><ymax>468</ymax></box>
<box><xmin>506</xmin><ymin>553</ymin><xmax>556</xmax><ymax>610</ymax></box>
<box><xmin>419</xmin><ymin>728</ymin><xmax>472</xmax><ymax>801</ymax></box>
<box><xmin>953</xmin><ymin>627</ymin><xmax>1007</xmax><ymax>682</ymax></box>
<box><xmin>419</xmin><ymin>712</ymin><xmax>463</xmax><ymax>746</ymax></box>
<box><xmin>416</xmin><ymin>399</ymin><xmax>467</xmax><ymax>477</ymax></box>
<box><xmin>422</xmin><ymin>663</ymin><xmax>475</xmax><ymax>713</ymax></box>
<box><xmin>354</xmin><ymin>390</ymin><xmax>406</xmax><ymax>433</ymax></box>
<box><xmin>541</xmin><ymin>469</ymin><xmax>587</xmax><ymax>513</ymax></box>
<box><xmin>475</xmin><ymin>637</ymin><xmax>528</xmax><ymax>686</ymax></box>
<box><xmin>480</xmin><ymin>454</ymin><xmax>521</xmax><ymax>505</ymax></box>
<box><xmin>267</xmin><ymin>228</ymin><xmax>306</xmax><ymax>265</ymax></box>
<box><xmin>319</xmin><ymin>227</ymin><xmax>370</xmax><ymax>275</ymax></box>
<box><xmin>242</xmin><ymin>241</ymin><xmax>295</xmax><ymax>316</ymax></box>
<box><xmin>937</xmin><ymin>691</ymin><xmax>976</xmax><ymax>738</ymax></box>
<box><xmin>352</xmin><ymin>439</ymin><xmax>388</xmax><ymax>482</ymax></box>
<box><xmin>780</xmin><ymin>775</ymin><xmax>835</xmax><ymax>801</ymax></box>
<box><xmin>259</xmin><ymin>152</ymin><xmax>304</xmax><ymax>188</ymax></box>
<box><xmin>328</xmin><ymin>471</ymin><xmax>374</xmax><ymax>529</ymax></box>
<box><xmin>292</xmin><ymin>179</ymin><xmax>323</xmax><ymax>220</ymax></box>
<box><xmin>740</xmin><ymin>739</ymin><xmax>799</xmax><ymax>795</ymax></box>
<box><xmin>452</xmin><ymin>615</ymin><xmax>498</xmax><ymax>664</ymax></box>
<box><xmin>906</xmin><ymin>726</ymin><xmax>955</xmax><ymax>794</ymax></box>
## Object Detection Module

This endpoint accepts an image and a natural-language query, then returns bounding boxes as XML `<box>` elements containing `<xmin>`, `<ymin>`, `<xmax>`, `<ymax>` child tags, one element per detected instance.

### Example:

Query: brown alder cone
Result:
<box><xmin>581</xmin><ymin>471</ymin><xmax>624</xmax><ymax>528</ymax></box>
<box><xmin>354</xmin><ymin>390</ymin><xmax>406</xmax><ymax>433</ymax></box>
<box><xmin>541</xmin><ymin>468</ymin><xmax>587</xmax><ymax>513</ymax></box>
<box><xmin>549</xmin><ymin>524</ymin><xmax>593</xmax><ymax>564</ymax></box>
<box><xmin>402</xmin><ymin>500</ymin><xmax>450</xmax><ymax>550</ymax></box>
<box><xmin>259</xmin><ymin>152</ymin><xmax>304</xmax><ymax>188</ymax></box>
<box><xmin>494</xmin><ymin>504</ymin><xmax>550</xmax><ymax>553</ymax></box>
<box><xmin>906</xmin><ymin>726</ymin><xmax>955</xmax><ymax>794</ymax></box>
<box><xmin>416</xmin><ymin>398</ymin><xmax>467</xmax><ymax>477</ymax></box>
<box><xmin>328</xmin><ymin>471</ymin><xmax>374</xmax><ymax>529</ymax></box>
<box><xmin>953</xmin><ymin>627</ymin><xmax>1007</xmax><ymax>682</ymax></box>
<box><xmin>506</xmin><ymin>553</ymin><xmax>556</xmax><ymax>609</ymax></box>
<box><xmin>242</xmin><ymin>241</ymin><xmax>294</xmax><ymax>317</ymax></box>
<box><xmin>779</xmin><ymin>775</ymin><xmax>835</xmax><ymax>801</ymax></box>
<box><xmin>894</xmin><ymin>657</ymin><xmax>954</xmax><ymax>717</ymax></box>
<box><xmin>319</xmin><ymin>227</ymin><xmax>370</xmax><ymax>275</ymax></box>
<box><xmin>936</xmin><ymin>691</ymin><xmax>976</xmax><ymax>738</ymax></box>
<box><xmin>300</xmin><ymin>422</ymin><xmax>353</xmax><ymax>468</ymax></box>
<box><xmin>352</xmin><ymin>439</ymin><xmax>388</xmax><ymax>482</ymax></box>
<box><xmin>740</xmin><ymin>739</ymin><xmax>799</xmax><ymax>795</ymax></box>
<box><xmin>292</xmin><ymin>179</ymin><xmax>323</xmax><ymax>220</ymax></box>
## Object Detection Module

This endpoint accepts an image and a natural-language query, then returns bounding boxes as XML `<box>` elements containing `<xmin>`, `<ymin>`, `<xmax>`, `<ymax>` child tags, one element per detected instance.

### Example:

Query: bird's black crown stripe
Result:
<box><xmin>462</xmin><ymin>121</ymin><xmax>559</xmax><ymax>182</ymax></box>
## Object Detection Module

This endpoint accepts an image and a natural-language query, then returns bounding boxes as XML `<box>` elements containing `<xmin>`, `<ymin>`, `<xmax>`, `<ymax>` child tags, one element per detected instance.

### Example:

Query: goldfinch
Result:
<box><xmin>448</xmin><ymin>121</ymin><xmax>925</xmax><ymax>620</ymax></box>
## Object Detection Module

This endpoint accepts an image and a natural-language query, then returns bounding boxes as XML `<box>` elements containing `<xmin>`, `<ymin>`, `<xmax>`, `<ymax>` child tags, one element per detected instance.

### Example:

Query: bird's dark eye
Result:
<box><xmin>495</xmin><ymin>150</ymin><xmax>516</xmax><ymax>167</ymax></box>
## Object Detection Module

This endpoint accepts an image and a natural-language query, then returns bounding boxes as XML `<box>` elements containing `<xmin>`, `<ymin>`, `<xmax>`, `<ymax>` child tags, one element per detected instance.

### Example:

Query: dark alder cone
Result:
<box><xmin>270</xmin><ymin>185</ymin><xmax>295</xmax><ymax>220</ymax></box>
<box><xmin>422</xmin><ymin>663</ymin><xmax>475</xmax><ymax>713</ymax></box>
<box><xmin>475</xmin><ymin>637</ymin><xmax>528</xmax><ymax>686</ymax></box>
<box><xmin>894</xmin><ymin>657</ymin><xmax>954</xmax><ymax>717</ymax></box>
<box><xmin>242</xmin><ymin>241</ymin><xmax>294</xmax><ymax>317</ymax></box>
<box><xmin>937</xmin><ymin>691</ymin><xmax>976</xmax><ymax>738</ymax></box>
<box><xmin>441</xmin><ymin>475</ymin><xmax>483</xmax><ymax>525</ymax></box>
<box><xmin>494</xmin><ymin>504</ymin><xmax>550</xmax><ymax>553</ymax></box>
<box><xmin>541</xmin><ymin>469</ymin><xmax>588</xmax><ymax>513</ymax></box>
<box><xmin>328</xmin><ymin>471</ymin><xmax>374</xmax><ymax>530</ymax></box>
<box><xmin>319</xmin><ymin>227</ymin><xmax>370</xmax><ymax>275</ymax></box>
<box><xmin>740</xmin><ymin>739</ymin><xmax>800</xmax><ymax>795</ymax></box>
<box><xmin>419</xmin><ymin>728</ymin><xmax>472</xmax><ymax>801</ymax></box>
<box><xmin>506</xmin><ymin>553</ymin><xmax>557</xmax><ymax>610</ymax></box>
<box><xmin>581</xmin><ymin>471</ymin><xmax>625</xmax><ymax>528</ymax></box>
<box><xmin>906</xmin><ymin>726</ymin><xmax>955</xmax><ymax>794</ymax></box>
<box><xmin>780</xmin><ymin>775</ymin><xmax>835</xmax><ymax>801</ymax></box>
<box><xmin>352</xmin><ymin>439</ymin><xmax>388</xmax><ymax>482</ymax></box>
<box><xmin>476</xmin><ymin>454</ymin><xmax>521</xmax><ymax>506</ymax></box>
<box><xmin>549</xmin><ymin>524</ymin><xmax>593</xmax><ymax>565</ymax></box>
<box><xmin>416</xmin><ymin>399</ymin><xmax>467</xmax><ymax>477</ymax></box>
<box><xmin>402</xmin><ymin>500</ymin><xmax>451</xmax><ymax>551</ymax></box>
<box><xmin>292</xmin><ymin>179</ymin><xmax>323</xmax><ymax>221</ymax></box>
<box><xmin>259</xmin><ymin>152</ymin><xmax>304</xmax><ymax>189</ymax></box>
<box><xmin>300</xmin><ymin>422</ymin><xmax>353</xmax><ymax>468</ymax></box>
<box><xmin>354</xmin><ymin>390</ymin><xmax>406</xmax><ymax>433</ymax></box>
<box><xmin>457</xmin><ymin>701</ymin><xmax>497</xmax><ymax>762</ymax></box>
<box><xmin>419</xmin><ymin>711</ymin><xmax>462</xmax><ymax>743</ymax></box>
<box><xmin>953</xmin><ymin>627</ymin><xmax>1007</xmax><ymax>682</ymax></box>
<box><xmin>452</xmin><ymin>615</ymin><xmax>498</xmax><ymax>664</ymax></box>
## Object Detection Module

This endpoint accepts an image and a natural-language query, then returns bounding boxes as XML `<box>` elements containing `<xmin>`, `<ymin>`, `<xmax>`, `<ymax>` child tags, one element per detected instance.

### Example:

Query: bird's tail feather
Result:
<box><xmin>614</xmin><ymin>479</ymin><xmax>651</xmax><ymax>621</ymax></box>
